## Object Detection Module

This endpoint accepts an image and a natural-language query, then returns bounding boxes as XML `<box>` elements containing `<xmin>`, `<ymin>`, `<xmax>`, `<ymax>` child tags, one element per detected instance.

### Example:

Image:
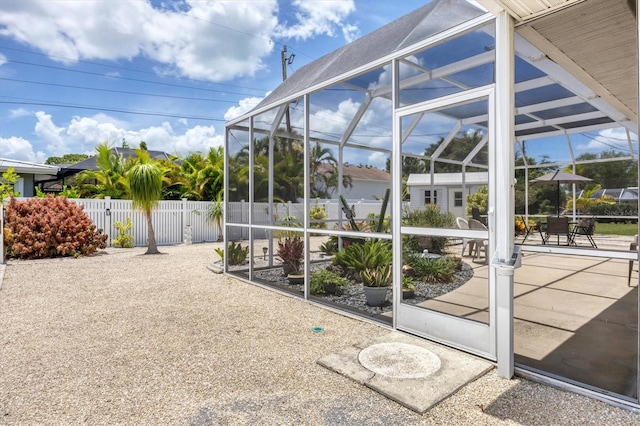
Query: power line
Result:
<box><xmin>0</xmin><ymin>77</ymin><xmax>251</xmax><ymax>104</ymax></box>
<box><xmin>5</xmin><ymin>59</ymin><xmax>266</xmax><ymax>98</ymax></box>
<box><xmin>0</xmin><ymin>45</ymin><xmax>272</xmax><ymax>93</ymax></box>
<box><xmin>0</xmin><ymin>98</ymin><xmax>226</xmax><ymax>121</ymax></box>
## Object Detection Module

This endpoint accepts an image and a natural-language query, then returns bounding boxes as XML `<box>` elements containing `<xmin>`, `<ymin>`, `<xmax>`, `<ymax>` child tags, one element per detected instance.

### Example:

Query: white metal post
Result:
<box><xmin>391</xmin><ymin>58</ymin><xmax>401</xmax><ymax>328</ymax></box>
<box><xmin>495</xmin><ymin>9</ymin><xmax>516</xmax><ymax>379</ymax></box>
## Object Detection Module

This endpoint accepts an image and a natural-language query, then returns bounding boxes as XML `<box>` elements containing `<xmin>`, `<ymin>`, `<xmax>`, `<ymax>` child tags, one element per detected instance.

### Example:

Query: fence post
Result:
<box><xmin>241</xmin><ymin>199</ymin><xmax>247</xmax><ymax>239</ymax></box>
<box><xmin>182</xmin><ymin>198</ymin><xmax>187</xmax><ymax>243</ymax></box>
<box><xmin>105</xmin><ymin>196</ymin><xmax>112</xmax><ymax>247</ymax></box>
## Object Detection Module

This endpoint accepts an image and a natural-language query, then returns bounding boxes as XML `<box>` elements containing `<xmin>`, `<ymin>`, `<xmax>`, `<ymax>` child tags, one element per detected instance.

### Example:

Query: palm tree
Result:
<box><xmin>179</xmin><ymin>147</ymin><xmax>224</xmax><ymax>201</ymax></box>
<box><xmin>207</xmin><ymin>192</ymin><xmax>224</xmax><ymax>241</ymax></box>
<box><xmin>75</xmin><ymin>143</ymin><xmax>130</xmax><ymax>198</ymax></box>
<box><xmin>128</xmin><ymin>150</ymin><xmax>163</xmax><ymax>254</ymax></box>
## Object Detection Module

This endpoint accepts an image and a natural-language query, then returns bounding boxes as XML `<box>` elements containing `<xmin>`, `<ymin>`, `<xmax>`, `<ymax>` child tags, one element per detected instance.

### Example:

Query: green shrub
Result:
<box><xmin>319</xmin><ymin>236</ymin><xmax>338</xmax><ymax>256</ymax></box>
<box><xmin>112</xmin><ymin>217</ymin><xmax>134</xmax><ymax>248</ymax></box>
<box><xmin>274</xmin><ymin>215</ymin><xmax>301</xmax><ymax>240</ymax></box>
<box><xmin>359</xmin><ymin>264</ymin><xmax>392</xmax><ymax>287</ymax></box>
<box><xmin>404</xmin><ymin>253</ymin><xmax>457</xmax><ymax>283</ymax></box>
<box><xmin>333</xmin><ymin>239</ymin><xmax>392</xmax><ymax>276</ymax></box>
<box><xmin>0</xmin><ymin>168</ymin><xmax>19</xmax><ymax>199</ymax></box>
<box><xmin>214</xmin><ymin>241</ymin><xmax>249</xmax><ymax>265</ymax></box>
<box><xmin>402</xmin><ymin>204</ymin><xmax>455</xmax><ymax>254</ymax></box>
<box><xmin>590</xmin><ymin>203</ymin><xmax>638</xmax><ymax>223</ymax></box>
<box><xmin>309</xmin><ymin>201</ymin><xmax>328</xmax><ymax>230</ymax></box>
<box><xmin>402</xmin><ymin>276</ymin><xmax>416</xmax><ymax>290</ymax></box>
<box><xmin>310</xmin><ymin>269</ymin><xmax>348</xmax><ymax>295</ymax></box>
<box><xmin>4</xmin><ymin>196</ymin><xmax>108</xmax><ymax>259</ymax></box>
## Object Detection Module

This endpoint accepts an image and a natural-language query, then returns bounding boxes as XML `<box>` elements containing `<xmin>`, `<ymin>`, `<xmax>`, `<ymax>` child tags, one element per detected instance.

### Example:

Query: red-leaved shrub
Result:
<box><xmin>4</xmin><ymin>196</ymin><xmax>108</xmax><ymax>259</ymax></box>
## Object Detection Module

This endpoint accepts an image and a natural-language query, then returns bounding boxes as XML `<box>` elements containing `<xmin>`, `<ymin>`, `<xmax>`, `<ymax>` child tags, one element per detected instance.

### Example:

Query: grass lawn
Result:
<box><xmin>595</xmin><ymin>222</ymin><xmax>639</xmax><ymax>236</ymax></box>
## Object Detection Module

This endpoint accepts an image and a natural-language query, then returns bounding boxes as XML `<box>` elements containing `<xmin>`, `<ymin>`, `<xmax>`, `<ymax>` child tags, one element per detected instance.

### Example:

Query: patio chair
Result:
<box><xmin>570</xmin><ymin>217</ymin><xmax>597</xmax><ymax>248</ymax></box>
<box><xmin>541</xmin><ymin>216</ymin><xmax>571</xmax><ymax>245</ymax></box>
<box><xmin>456</xmin><ymin>217</ymin><xmax>475</xmax><ymax>257</ymax></box>
<box><xmin>471</xmin><ymin>207</ymin><xmax>487</xmax><ymax>226</ymax></box>
<box><xmin>468</xmin><ymin>218</ymin><xmax>489</xmax><ymax>264</ymax></box>
<box><xmin>515</xmin><ymin>215</ymin><xmax>535</xmax><ymax>244</ymax></box>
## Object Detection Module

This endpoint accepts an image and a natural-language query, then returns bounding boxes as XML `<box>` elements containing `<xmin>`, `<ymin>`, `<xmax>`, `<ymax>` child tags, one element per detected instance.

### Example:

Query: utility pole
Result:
<box><xmin>281</xmin><ymin>45</ymin><xmax>295</xmax><ymax>133</ymax></box>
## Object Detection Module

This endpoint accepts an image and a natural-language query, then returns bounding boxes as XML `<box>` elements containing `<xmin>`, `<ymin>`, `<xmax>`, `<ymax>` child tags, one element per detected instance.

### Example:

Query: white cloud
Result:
<box><xmin>8</xmin><ymin>108</ymin><xmax>31</xmax><ymax>119</ymax></box>
<box><xmin>579</xmin><ymin>127</ymin><xmax>638</xmax><ymax>152</ymax></box>
<box><xmin>0</xmin><ymin>0</ymin><xmax>278</xmax><ymax>81</ymax></box>
<box><xmin>0</xmin><ymin>136</ymin><xmax>46</xmax><ymax>163</ymax></box>
<box><xmin>34</xmin><ymin>111</ymin><xmax>67</xmax><ymax>153</ymax></box>
<box><xmin>224</xmin><ymin>96</ymin><xmax>265</xmax><ymax>121</ymax></box>
<box><xmin>274</xmin><ymin>0</ymin><xmax>357</xmax><ymax>41</ymax></box>
<box><xmin>29</xmin><ymin>111</ymin><xmax>220</xmax><ymax>158</ymax></box>
<box><xmin>367</xmin><ymin>151</ymin><xmax>388</xmax><ymax>169</ymax></box>
<box><xmin>0</xmin><ymin>52</ymin><xmax>6</xmax><ymax>66</ymax></box>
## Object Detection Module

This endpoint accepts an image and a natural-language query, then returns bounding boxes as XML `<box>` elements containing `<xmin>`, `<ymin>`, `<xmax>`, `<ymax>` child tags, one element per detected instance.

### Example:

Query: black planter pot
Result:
<box><xmin>287</xmin><ymin>273</ymin><xmax>304</xmax><ymax>285</ymax></box>
<box><xmin>323</xmin><ymin>282</ymin><xmax>338</xmax><ymax>295</ymax></box>
<box><xmin>402</xmin><ymin>288</ymin><xmax>415</xmax><ymax>299</ymax></box>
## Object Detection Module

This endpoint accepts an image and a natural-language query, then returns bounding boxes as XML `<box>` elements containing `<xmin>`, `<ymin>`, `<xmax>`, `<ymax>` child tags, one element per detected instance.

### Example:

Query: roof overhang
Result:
<box><xmin>0</xmin><ymin>158</ymin><xmax>60</xmax><ymax>177</ymax></box>
<box><xmin>477</xmin><ymin>0</ymin><xmax>586</xmax><ymax>24</ymax></box>
<box><xmin>481</xmin><ymin>0</ymin><xmax>637</xmax><ymax>124</ymax></box>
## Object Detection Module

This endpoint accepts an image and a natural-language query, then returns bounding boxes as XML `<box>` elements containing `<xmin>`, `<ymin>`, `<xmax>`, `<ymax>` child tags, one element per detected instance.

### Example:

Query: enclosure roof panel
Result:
<box><xmin>251</xmin><ymin>0</ymin><xmax>485</xmax><ymax>113</ymax></box>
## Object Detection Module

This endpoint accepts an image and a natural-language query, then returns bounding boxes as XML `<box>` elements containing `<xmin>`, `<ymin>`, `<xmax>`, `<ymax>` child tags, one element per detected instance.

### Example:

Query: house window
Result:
<box><xmin>424</xmin><ymin>190</ymin><xmax>437</xmax><ymax>205</ymax></box>
<box><xmin>454</xmin><ymin>191</ymin><xmax>463</xmax><ymax>207</ymax></box>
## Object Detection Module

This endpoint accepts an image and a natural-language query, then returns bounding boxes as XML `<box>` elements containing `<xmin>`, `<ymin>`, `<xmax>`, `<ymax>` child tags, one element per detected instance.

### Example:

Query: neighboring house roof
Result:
<box><xmin>588</xmin><ymin>187</ymin><xmax>639</xmax><ymax>203</ymax></box>
<box><xmin>407</xmin><ymin>172</ymin><xmax>488</xmax><ymax>186</ymax></box>
<box><xmin>317</xmin><ymin>164</ymin><xmax>390</xmax><ymax>181</ymax></box>
<box><xmin>58</xmin><ymin>148</ymin><xmax>173</xmax><ymax>178</ymax></box>
<box><xmin>0</xmin><ymin>158</ymin><xmax>60</xmax><ymax>176</ymax></box>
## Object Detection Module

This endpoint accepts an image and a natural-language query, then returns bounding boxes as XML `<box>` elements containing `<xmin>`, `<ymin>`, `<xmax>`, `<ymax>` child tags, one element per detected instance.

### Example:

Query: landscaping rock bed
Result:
<box><xmin>252</xmin><ymin>259</ymin><xmax>475</xmax><ymax>316</ymax></box>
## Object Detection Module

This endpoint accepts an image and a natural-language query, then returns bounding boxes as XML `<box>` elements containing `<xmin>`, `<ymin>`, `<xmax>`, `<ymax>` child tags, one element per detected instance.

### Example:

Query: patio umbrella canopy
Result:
<box><xmin>531</xmin><ymin>170</ymin><xmax>592</xmax><ymax>216</ymax></box>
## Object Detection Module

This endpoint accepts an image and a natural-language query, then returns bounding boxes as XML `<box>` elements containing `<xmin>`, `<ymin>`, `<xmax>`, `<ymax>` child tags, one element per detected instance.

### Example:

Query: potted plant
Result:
<box><xmin>402</xmin><ymin>276</ymin><xmax>416</xmax><ymax>299</ymax></box>
<box><xmin>359</xmin><ymin>264</ymin><xmax>392</xmax><ymax>306</ymax></box>
<box><xmin>310</xmin><ymin>269</ymin><xmax>348</xmax><ymax>296</ymax></box>
<box><xmin>277</xmin><ymin>236</ymin><xmax>304</xmax><ymax>283</ymax></box>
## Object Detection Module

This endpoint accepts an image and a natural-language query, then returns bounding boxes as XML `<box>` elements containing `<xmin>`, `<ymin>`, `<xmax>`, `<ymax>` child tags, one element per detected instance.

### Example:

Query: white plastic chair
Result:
<box><xmin>468</xmin><ymin>218</ymin><xmax>489</xmax><ymax>263</ymax></box>
<box><xmin>456</xmin><ymin>217</ymin><xmax>474</xmax><ymax>257</ymax></box>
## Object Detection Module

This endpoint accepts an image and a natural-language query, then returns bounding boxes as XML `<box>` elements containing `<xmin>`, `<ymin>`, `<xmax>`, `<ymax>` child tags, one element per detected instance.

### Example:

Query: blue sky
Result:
<box><xmin>0</xmin><ymin>0</ymin><xmax>428</xmax><ymax>164</ymax></box>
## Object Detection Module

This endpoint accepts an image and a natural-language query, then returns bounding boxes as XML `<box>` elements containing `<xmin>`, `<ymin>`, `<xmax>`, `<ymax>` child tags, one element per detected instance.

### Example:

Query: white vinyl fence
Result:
<box><xmin>2</xmin><ymin>197</ymin><xmax>387</xmax><ymax>253</ymax></box>
<box><xmin>12</xmin><ymin>197</ymin><xmax>220</xmax><ymax>247</ymax></box>
<box><xmin>225</xmin><ymin>199</ymin><xmax>390</xmax><ymax>240</ymax></box>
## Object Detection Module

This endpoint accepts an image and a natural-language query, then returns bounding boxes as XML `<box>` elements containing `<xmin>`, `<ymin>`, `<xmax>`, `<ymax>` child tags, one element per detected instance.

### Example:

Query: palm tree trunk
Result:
<box><xmin>145</xmin><ymin>209</ymin><xmax>160</xmax><ymax>254</ymax></box>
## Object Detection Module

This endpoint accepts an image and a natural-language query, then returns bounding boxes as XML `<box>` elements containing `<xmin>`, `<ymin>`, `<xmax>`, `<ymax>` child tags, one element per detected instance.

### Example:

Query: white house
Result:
<box><xmin>0</xmin><ymin>158</ymin><xmax>60</xmax><ymax>198</ymax></box>
<box><xmin>317</xmin><ymin>163</ymin><xmax>390</xmax><ymax>200</ymax></box>
<box><xmin>406</xmin><ymin>172</ymin><xmax>488</xmax><ymax>217</ymax></box>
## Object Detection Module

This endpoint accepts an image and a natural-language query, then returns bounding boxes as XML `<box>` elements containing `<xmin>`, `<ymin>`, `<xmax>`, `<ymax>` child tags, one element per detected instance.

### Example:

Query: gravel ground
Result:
<box><xmin>0</xmin><ymin>243</ymin><xmax>638</xmax><ymax>425</ymax></box>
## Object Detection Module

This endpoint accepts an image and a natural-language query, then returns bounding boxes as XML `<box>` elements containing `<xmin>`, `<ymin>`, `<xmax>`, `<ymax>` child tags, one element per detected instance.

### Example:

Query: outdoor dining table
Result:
<box><xmin>539</xmin><ymin>216</ymin><xmax>575</xmax><ymax>246</ymax></box>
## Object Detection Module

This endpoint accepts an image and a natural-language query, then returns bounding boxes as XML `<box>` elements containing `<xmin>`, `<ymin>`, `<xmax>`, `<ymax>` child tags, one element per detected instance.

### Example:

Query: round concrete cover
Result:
<box><xmin>358</xmin><ymin>342</ymin><xmax>441</xmax><ymax>379</ymax></box>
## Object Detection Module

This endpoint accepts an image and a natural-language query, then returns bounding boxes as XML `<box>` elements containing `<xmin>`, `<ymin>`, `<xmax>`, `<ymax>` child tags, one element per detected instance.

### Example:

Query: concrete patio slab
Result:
<box><xmin>317</xmin><ymin>331</ymin><xmax>494</xmax><ymax>414</ymax></box>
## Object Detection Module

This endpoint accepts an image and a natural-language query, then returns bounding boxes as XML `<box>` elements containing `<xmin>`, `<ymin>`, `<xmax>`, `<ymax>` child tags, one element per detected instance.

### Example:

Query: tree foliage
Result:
<box><xmin>75</xmin><ymin>143</ymin><xmax>132</xmax><ymax>198</ymax></box>
<box><xmin>1</xmin><ymin>168</ymin><xmax>19</xmax><ymax>200</ymax></box>
<box><xmin>45</xmin><ymin>153</ymin><xmax>89</xmax><ymax>165</ymax></box>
